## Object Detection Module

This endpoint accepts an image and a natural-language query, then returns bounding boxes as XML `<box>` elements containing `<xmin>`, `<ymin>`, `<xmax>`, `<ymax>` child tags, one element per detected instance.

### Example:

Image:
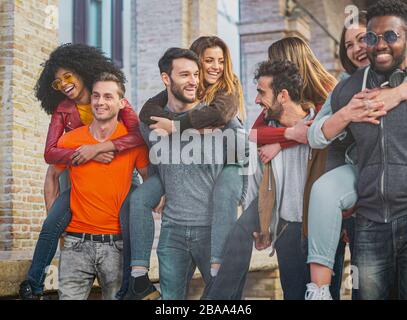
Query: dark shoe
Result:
<box><xmin>123</xmin><ymin>275</ymin><xmax>161</xmax><ymax>300</ymax></box>
<box><xmin>19</xmin><ymin>280</ymin><xmax>42</xmax><ymax>300</ymax></box>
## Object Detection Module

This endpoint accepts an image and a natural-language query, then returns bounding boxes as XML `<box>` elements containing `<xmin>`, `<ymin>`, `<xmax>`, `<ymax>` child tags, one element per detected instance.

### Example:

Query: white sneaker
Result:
<box><xmin>305</xmin><ymin>283</ymin><xmax>333</xmax><ymax>300</ymax></box>
<box><xmin>305</xmin><ymin>283</ymin><xmax>320</xmax><ymax>300</ymax></box>
<box><xmin>318</xmin><ymin>285</ymin><xmax>333</xmax><ymax>300</ymax></box>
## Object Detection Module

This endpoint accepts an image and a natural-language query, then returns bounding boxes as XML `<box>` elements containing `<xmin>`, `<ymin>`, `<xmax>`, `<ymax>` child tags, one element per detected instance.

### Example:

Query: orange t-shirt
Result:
<box><xmin>55</xmin><ymin>123</ymin><xmax>149</xmax><ymax>235</ymax></box>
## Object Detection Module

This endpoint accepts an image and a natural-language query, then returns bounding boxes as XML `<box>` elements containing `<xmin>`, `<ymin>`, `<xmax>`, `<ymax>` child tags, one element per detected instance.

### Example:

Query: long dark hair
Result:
<box><xmin>339</xmin><ymin>11</ymin><xmax>367</xmax><ymax>75</ymax></box>
<box><xmin>35</xmin><ymin>43</ymin><xmax>126</xmax><ymax>115</ymax></box>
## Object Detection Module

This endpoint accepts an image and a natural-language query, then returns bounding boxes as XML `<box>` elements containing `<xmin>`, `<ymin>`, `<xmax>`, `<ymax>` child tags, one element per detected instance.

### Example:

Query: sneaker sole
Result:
<box><xmin>142</xmin><ymin>291</ymin><xmax>161</xmax><ymax>300</ymax></box>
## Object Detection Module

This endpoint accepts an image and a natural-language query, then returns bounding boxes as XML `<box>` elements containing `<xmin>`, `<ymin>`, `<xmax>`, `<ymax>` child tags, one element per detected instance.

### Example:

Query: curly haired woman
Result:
<box><xmin>19</xmin><ymin>43</ymin><xmax>145</xmax><ymax>300</ymax></box>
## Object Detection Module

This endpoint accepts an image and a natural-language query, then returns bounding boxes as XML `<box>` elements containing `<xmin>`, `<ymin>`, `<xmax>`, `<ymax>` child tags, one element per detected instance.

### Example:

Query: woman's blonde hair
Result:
<box><xmin>268</xmin><ymin>36</ymin><xmax>337</xmax><ymax>107</ymax></box>
<box><xmin>190</xmin><ymin>36</ymin><xmax>245</xmax><ymax>120</ymax></box>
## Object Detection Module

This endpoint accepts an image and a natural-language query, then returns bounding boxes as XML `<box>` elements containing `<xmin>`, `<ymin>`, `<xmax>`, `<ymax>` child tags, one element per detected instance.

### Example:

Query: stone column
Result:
<box><xmin>0</xmin><ymin>0</ymin><xmax>59</xmax><ymax>296</ymax></box>
<box><xmin>130</xmin><ymin>0</ymin><xmax>218</xmax><ymax>110</ymax></box>
<box><xmin>187</xmin><ymin>0</ymin><xmax>218</xmax><ymax>44</ymax></box>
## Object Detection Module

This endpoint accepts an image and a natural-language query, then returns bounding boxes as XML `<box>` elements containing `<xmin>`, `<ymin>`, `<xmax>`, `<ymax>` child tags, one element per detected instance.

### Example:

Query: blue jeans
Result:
<box><xmin>307</xmin><ymin>164</ymin><xmax>358</xmax><ymax>299</ymax></box>
<box><xmin>307</xmin><ymin>164</ymin><xmax>358</xmax><ymax>270</ymax></box>
<box><xmin>130</xmin><ymin>174</ymin><xmax>163</xmax><ymax>268</ymax></box>
<box><xmin>115</xmin><ymin>185</ymin><xmax>136</xmax><ymax>299</ymax></box>
<box><xmin>26</xmin><ymin>186</ymin><xmax>134</xmax><ymax>298</ymax></box>
<box><xmin>27</xmin><ymin>189</ymin><xmax>71</xmax><ymax>295</ymax></box>
<box><xmin>157</xmin><ymin>220</ymin><xmax>212</xmax><ymax>300</ymax></box>
<box><xmin>211</xmin><ymin>165</ymin><xmax>243</xmax><ymax>264</ymax></box>
<box><xmin>130</xmin><ymin>166</ymin><xmax>243</xmax><ymax>267</ymax></box>
<box><xmin>354</xmin><ymin>214</ymin><xmax>407</xmax><ymax>300</ymax></box>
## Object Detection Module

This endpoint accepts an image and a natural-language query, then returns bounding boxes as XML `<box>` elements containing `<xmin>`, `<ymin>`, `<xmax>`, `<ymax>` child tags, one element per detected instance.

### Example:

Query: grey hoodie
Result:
<box><xmin>331</xmin><ymin>66</ymin><xmax>407</xmax><ymax>223</ymax></box>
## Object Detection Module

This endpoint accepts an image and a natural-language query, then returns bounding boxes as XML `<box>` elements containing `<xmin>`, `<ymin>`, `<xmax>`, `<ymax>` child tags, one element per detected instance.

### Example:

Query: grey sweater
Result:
<box><xmin>140</xmin><ymin>103</ymin><xmax>245</xmax><ymax>226</ymax></box>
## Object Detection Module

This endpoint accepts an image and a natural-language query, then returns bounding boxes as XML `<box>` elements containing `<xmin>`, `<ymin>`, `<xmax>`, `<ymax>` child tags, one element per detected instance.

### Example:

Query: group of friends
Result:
<box><xmin>16</xmin><ymin>0</ymin><xmax>407</xmax><ymax>300</ymax></box>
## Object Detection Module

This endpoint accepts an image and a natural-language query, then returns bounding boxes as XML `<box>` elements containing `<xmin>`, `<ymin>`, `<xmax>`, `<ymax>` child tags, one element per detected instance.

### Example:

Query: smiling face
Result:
<box><xmin>54</xmin><ymin>68</ymin><xmax>88</xmax><ymax>101</ymax></box>
<box><xmin>164</xmin><ymin>58</ymin><xmax>199</xmax><ymax>104</ymax></box>
<box><xmin>345</xmin><ymin>26</ymin><xmax>369</xmax><ymax>68</ymax></box>
<box><xmin>255</xmin><ymin>76</ymin><xmax>283</xmax><ymax>120</ymax></box>
<box><xmin>366</xmin><ymin>15</ymin><xmax>407</xmax><ymax>74</ymax></box>
<box><xmin>202</xmin><ymin>46</ymin><xmax>224</xmax><ymax>85</ymax></box>
<box><xmin>91</xmin><ymin>81</ymin><xmax>124</xmax><ymax>122</ymax></box>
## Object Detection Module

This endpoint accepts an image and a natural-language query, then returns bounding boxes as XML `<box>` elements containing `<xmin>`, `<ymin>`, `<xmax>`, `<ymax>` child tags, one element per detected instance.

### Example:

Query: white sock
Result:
<box><xmin>131</xmin><ymin>268</ymin><xmax>148</xmax><ymax>278</ymax></box>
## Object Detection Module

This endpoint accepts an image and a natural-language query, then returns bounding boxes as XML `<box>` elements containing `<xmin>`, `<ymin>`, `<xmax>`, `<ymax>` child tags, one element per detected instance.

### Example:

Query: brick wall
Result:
<box><xmin>0</xmin><ymin>0</ymin><xmax>14</xmax><ymax>251</ymax></box>
<box><xmin>130</xmin><ymin>0</ymin><xmax>217</xmax><ymax>111</ymax></box>
<box><xmin>0</xmin><ymin>0</ymin><xmax>58</xmax><ymax>254</ymax></box>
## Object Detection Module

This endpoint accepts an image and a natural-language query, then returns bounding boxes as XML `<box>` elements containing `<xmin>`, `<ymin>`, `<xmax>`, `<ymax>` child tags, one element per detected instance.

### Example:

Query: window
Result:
<box><xmin>88</xmin><ymin>0</ymin><xmax>102</xmax><ymax>48</ymax></box>
<box><xmin>73</xmin><ymin>0</ymin><xmax>87</xmax><ymax>44</ymax></box>
<box><xmin>73</xmin><ymin>0</ymin><xmax>123</xmax><ymax>67</ymax></box>
<box><xmin>112</xmin><ymin>0</ymin><xmax>123</xmax><ymax>68</ymax></box>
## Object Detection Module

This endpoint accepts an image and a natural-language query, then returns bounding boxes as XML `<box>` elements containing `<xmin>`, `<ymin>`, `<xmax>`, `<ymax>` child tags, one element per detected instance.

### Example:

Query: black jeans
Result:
<box><xmin>274</xmin><ymin>219</ymin><xmax>310</xmax><ymax>300</ymax></box>
<box><xmin>203</xmin><ymin>199</ymin><xmax>259</xmax><ymax>300</ymax></box>
<box><xmin>205</xmin><ymin>199</ymin><xmax>311</xmax><ymax>300</ymax></box>
<box><xmin>331</xmin><ymin>217</ymin><xmax>357</xmax><ymax>300</ymax></box>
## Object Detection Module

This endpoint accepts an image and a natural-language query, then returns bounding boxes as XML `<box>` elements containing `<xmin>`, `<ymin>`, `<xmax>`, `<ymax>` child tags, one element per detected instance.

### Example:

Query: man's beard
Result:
<box><xmin>370</xmin><ymin>47</ymin><xmax>407</xmax><ymax>77</ymax></box>
<box><xmin>265</xmin><ymin>101</ymin><xmax>283</xmax><ymax>121</ymax></box>
<box><xmin>170</xmin><ymin>79</ymin><xmax>197</xmax><ymax>104</ymax></box>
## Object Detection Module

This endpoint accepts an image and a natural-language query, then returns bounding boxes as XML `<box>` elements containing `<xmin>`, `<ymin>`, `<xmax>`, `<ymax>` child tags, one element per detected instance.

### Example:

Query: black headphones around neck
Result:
<box><xmin>381</xmin><ymin>68</ymin><xmax>407</xmax><ymax>88</ymax></box>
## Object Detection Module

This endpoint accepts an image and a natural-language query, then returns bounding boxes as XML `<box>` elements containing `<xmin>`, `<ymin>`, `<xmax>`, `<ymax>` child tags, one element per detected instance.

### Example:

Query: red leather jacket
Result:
<box><xmin>44</xmin><ymin>99</ymin><xmax>146</xmax><ymax>165</ymax></box>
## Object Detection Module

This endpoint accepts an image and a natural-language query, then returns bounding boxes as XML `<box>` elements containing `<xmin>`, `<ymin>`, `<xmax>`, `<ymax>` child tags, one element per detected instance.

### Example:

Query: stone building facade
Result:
<box><xmin>0</xmin><ymin>0</ymin><xmax>372</xmax><ymax>298</ymax></box>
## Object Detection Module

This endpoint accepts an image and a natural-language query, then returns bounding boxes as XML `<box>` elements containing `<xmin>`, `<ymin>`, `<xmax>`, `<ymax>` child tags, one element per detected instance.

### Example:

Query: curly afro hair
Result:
<box><xmin>367</xmin><ymin>0</ymin><xmax>407</xmax><ymax>26</ymax></box>
<box><xmin>35</xmin><ymin>43</ymin><xmax>126</xmax><ymax>115</ymax></box>
<box><xmin>254</xmin><ymin>59</ymin><xmax>303</xmax><ymax>103</ymax></box>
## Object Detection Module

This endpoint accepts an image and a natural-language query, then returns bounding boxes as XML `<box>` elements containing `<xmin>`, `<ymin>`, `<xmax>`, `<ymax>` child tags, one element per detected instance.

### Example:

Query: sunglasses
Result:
<box><xmin>364</xmin><ymin>30</ymin><xmax>401</xmax><ymax>47</ymax></box>
<box><xmin>51</xmin><ymin>73</ymin><xmax>76</xmax><ymax>91</ymax></box>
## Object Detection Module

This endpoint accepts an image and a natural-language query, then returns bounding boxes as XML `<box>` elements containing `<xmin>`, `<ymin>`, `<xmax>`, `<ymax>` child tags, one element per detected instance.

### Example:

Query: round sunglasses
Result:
<box><xmin>364</xmin><ymin>30</ymin><xmax>401</xmax><ymax>47</ymax></box>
